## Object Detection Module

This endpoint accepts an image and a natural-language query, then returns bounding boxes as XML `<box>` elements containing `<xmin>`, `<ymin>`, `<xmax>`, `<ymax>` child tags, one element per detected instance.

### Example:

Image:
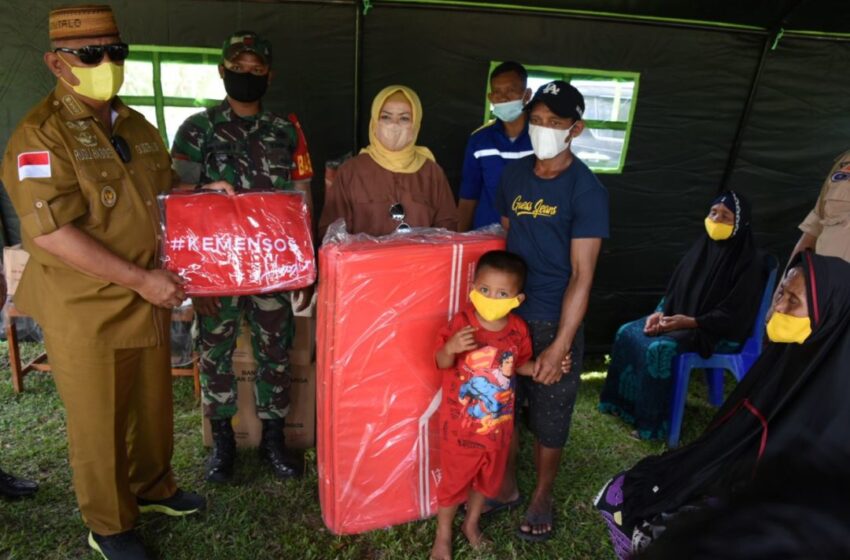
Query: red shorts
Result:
<box><xmin>436</xmin><ymin>444</ymin><xmax>509</xmax><ymax>507</ymax></box>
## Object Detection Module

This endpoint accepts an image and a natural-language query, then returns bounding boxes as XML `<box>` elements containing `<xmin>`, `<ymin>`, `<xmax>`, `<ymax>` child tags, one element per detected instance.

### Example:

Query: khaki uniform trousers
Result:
<box><xmin>44</xmin><ymin>335</ymin><xmax>177</xmax><ymax>535</ymax></box>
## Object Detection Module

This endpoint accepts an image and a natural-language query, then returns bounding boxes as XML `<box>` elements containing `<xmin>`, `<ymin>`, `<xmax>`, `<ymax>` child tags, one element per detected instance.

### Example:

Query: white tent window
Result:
<box><xmin>118</xmin><ymin>45</ymin><xmax>225</xmax><ymax>149</ymax></box>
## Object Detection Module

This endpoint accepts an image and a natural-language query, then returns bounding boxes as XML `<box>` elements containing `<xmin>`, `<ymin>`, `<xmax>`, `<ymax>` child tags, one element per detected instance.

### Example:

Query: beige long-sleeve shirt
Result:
<box><xmin>319</xmin><ymin>153</ymin><xmax>457</xmax><ymax>240</ymax></box>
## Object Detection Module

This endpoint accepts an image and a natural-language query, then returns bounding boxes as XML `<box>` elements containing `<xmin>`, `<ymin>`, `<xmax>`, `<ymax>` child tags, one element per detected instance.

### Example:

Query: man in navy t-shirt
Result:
<box><xmin>495</xmin><ymin>80</ymin><xmax>609</xmax><ymax>542</ymax></box>
<box><xmin>457</xmin><ymin>61</ymin><xmax>533</xmax><ymax>231</ymax></box>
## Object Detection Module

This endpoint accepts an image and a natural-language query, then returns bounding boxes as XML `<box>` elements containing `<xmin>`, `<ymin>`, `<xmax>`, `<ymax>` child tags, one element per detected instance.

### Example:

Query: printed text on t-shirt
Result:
<box><xmin>511</xmin><ymin>195</ymin><xmax>558</xmax><ymax>218</ymax></box>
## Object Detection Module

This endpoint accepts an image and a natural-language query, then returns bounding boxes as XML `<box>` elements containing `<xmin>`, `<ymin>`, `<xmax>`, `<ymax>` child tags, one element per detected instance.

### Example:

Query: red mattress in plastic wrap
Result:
<box><xmin>160</xmin><ymin>191</ymin><xmax>315</xmax><ymax>296</ymax></box>
<box><xmin>317</xmin><ymin>229</ymin><xmax>505</xmax><ymax>535</ymax></box>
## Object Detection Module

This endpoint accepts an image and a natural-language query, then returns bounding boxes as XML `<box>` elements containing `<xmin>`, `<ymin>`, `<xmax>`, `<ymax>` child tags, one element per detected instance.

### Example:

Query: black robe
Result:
<box><xmin>661</xmin><ymin>192</ymin><xmax>763</xmax><ymax>357</ymax></box>
<box><xmin>622</xmin><ymin>252</ymin><xmax>850</xmax><ymax>532</ymax></box>
<box><xmin>638</xmin><ymin>451</ymin><xmax>850</xmax><ymax>559</ymax></box>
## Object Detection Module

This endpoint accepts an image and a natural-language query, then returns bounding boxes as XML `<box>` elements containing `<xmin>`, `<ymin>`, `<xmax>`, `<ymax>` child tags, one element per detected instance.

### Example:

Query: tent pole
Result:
<box><xmin>718</xmin><ymin>0</ymin><xmax>805</xmax><ymax>193</ymax></box>
<box><xmin>374</xmin><ymin>1</ymin><xmax>767</xmax><ymax>35</ymax></box>
<box><xmin>353</xmin><ymin>1</ymin><xmax>363</xmax><ymax>152</ymax></box>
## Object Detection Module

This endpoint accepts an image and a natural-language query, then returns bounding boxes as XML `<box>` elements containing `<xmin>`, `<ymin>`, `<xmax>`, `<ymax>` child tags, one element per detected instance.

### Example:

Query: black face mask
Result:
<box><xmin>223</xmin><ymin>68</ymin><xmax>269</xmax><ymax>102</ymax></box>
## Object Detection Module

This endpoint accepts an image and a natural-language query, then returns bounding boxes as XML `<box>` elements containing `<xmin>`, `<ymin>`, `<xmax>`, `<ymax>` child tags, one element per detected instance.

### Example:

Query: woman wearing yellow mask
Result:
<box><xmin>595</xmin><ymin>251</ymin><xmax>850</xmax><ymax>556</ymax></box>
<box><xmin>599</xmin><ymin>191</ymin><xmax>765</xmax><ymax>440</ymax></box>
<box><xmin>319</xmin><ymin>85</ymin><xmax>457</xmax><ymax>238</ymax></box>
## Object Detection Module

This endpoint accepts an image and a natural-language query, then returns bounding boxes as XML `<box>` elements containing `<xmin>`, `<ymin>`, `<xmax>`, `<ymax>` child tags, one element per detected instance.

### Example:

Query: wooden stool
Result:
<box><xmin>5</xmin><ymin>303</ymin><xmax>49</xmax><ymax>394</ymax></box>
<box><xmin>4</xmin><ymin>303</ymin><xmax>200</xmax><ymax>396</ymax></box>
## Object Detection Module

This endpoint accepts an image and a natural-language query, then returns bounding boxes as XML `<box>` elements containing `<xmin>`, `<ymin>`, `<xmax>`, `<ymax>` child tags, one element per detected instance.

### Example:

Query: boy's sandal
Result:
<box><xmin>459</xmin><ymin>494</ymin><xmax>524</xmax><ymax>518</ymax></box>
<box><xmin>481</xmin><ymin>493</ymin><xmax>524</xmax><ymax>518</ymax></box>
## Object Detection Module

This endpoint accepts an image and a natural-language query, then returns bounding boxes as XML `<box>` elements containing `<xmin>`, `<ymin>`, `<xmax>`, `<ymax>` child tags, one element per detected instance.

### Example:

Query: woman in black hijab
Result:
<box><xmin>596</xmin><ymin>252</ymin><xmax>850</xmax><ymax>557</ymax></box>
<box><xmin>599</xmin><ymin>191</ymin><xmax>765</xmax><ymax>440</ymax></box>
<box><xmin>636</xmin><ymin>451</ymin><xmax>850</xmax><ymax>560</ymax></box>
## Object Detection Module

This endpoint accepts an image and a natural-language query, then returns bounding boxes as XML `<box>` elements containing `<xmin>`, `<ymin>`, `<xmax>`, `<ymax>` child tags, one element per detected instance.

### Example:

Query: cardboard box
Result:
<box><xmin>232</xmin><ymin>315</ymin><xmax>315</xmax><ymax>366</ymax></box>
<box><xmin>3</xmin><ymin>244</ymin><xmax>29</xmax><ymax>296</ymax></box>
<box><xmin>202</xmin><ymin>359</ymin><xmax>316</xmax><ymax>449</ymax></box>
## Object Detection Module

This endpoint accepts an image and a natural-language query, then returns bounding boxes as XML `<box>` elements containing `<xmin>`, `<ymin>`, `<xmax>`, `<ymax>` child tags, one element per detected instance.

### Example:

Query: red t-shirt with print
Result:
<box><xmin>435</xmin><ymin>306</ymin><xmax>532</xmax><ymax>452</ymax></box>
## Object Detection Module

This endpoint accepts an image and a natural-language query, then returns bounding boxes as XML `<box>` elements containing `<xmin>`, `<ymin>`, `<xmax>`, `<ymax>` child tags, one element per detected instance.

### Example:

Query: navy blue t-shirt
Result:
<box><xmin>496</xmin><ymin>156</ymin><xmax>609</xmax><ymax>322</ymax></box>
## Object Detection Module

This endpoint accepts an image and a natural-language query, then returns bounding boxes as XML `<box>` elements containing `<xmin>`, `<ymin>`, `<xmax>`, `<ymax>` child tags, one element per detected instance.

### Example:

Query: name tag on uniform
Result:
<box><xmin>17</xmin><ymin>151</ymin><xmax>51</xmax><ymax>181</ymax></box>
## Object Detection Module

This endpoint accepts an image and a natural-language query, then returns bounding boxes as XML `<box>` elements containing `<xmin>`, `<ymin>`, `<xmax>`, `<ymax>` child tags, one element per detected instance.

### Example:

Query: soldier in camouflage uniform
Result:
<box><xmin>171</xmin><ymin>31</ymin><xmax>314</xmax><ymax>483</ymax></box>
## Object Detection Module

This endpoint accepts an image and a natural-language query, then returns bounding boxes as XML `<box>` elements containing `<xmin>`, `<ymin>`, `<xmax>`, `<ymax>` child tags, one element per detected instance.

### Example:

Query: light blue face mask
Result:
<box><xmin>492</xmin><ymin>99</ymin><xmax>524</xmax><ymax>123</ymax></box>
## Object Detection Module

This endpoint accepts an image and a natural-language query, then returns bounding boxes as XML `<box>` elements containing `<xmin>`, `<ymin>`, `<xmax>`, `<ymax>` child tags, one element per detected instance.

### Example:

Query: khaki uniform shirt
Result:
<box><xmin>0</xmin><ymin>84</ymin><xmax>171</xmax><ymax>347</ymax></box>
<box><xmin>799</xmin><ymin>150</ymin><xmax>850</xmax><ymax>262</ymax></box>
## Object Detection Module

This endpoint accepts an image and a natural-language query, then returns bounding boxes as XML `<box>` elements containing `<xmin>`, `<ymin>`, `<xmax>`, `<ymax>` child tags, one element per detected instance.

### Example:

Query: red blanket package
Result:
<box><xmin>160</xmin><ymin>191</ymin><xmax>315</xmax><ymax>296</ymax></box>
<box><xmin>317</xmin><ymin>227</ymin><xmax>505</xmax><ymax>535</ymax></box>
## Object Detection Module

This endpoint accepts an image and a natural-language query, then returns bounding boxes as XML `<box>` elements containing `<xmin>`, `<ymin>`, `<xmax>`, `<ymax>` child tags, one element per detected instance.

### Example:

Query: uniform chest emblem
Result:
<box><xmin>75</xmin><ymin>132</ymin><xmax>98</xmax><ymax>148</ymax></box>
<box><xmin>101</xmin><ymin>185</ymin><xmax>118</xmax><ymax>207</ymax></box>
<box><xmin>65</xmin><ymin>120</ymin><xmax>91</xmax><ymax>131</ymax></box>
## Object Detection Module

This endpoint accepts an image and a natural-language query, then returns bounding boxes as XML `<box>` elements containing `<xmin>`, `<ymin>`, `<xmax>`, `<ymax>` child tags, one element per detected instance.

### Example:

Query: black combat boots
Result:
<box><xmin>259</xmin><ymin>418</ymin><xmax>303</xmax><ymax>479</ymax></box>
<box><xmin>206</xmin><ymin>419</ymin><xmax>236</xmax><ymax>483</ymax></box>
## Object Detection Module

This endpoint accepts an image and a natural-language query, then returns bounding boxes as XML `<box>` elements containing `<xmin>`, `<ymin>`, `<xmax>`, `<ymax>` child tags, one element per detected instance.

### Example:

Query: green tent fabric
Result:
<box><xmin>1</xmin><ymin>0</ymin><xmax>848</xmax><ymax>349</ymax></box>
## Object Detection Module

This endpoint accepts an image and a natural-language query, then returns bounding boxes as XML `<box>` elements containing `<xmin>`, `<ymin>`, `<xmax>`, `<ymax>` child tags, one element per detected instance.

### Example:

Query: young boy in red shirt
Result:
<box><xmin>431</xmin><ymin>250</ymin><xmax>568</xmax><ymax>559</ymax></box>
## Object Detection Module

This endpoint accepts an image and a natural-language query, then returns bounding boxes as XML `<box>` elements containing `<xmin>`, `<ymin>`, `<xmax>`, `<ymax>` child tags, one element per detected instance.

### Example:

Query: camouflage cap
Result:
<box><xmin>222</xmin><ymin>31</ymin><xmax>272</xmax><ymax>64</ymax></box>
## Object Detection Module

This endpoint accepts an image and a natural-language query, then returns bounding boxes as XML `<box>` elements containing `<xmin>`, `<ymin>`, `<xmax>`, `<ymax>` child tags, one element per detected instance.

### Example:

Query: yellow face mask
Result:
<box><xmin>469</xmin><ymin>290</ymin><xmax>520</xmax><ymax>322</ymax></box>
<box><xmin>59</xmin><ymin>56</ymin><xmax>124</xmax><ymax>102</ymax></box>
<box><xmin>766</xmin><ymin>312</ymin><xmax>812</xmax><ymax>344</ymax></box>
<box><xmin>704</xmin><ymin>217</ymin><xmax>734</xmax><ymax>241</ymax></box>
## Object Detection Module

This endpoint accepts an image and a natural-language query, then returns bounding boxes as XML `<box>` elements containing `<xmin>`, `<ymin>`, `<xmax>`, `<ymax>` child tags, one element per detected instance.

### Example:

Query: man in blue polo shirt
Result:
<box><xmin>458</xmin><ymin>61</ymin><xmax>533</xmax><ymax>231</ymax></box>
<box><xmin>496</xmin><ymin>81</ymin><xmax>609</xmax><ymax>542</ymax></box>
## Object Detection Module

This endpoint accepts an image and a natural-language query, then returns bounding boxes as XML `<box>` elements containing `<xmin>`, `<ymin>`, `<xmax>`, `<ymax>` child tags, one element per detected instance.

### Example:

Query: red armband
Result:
<box><xmin>288</xmin><ymin>113</ymin><xmax>314</xmax><ymax>181</ymax></box>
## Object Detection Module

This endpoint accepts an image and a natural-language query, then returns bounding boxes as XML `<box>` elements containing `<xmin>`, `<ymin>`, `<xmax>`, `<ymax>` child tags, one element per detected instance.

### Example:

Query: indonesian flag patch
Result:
<box><xmin>17</xmin><ymin>151</ymin><xmax>51</xmax><ymax>181</ymax></box>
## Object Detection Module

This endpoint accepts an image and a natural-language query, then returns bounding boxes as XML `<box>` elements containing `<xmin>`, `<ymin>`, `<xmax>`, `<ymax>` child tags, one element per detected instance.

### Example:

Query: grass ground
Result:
<box><xmin>0</xmin><ymin>345</ymin><xmax>722</xmax><ymax>560</ymax></box>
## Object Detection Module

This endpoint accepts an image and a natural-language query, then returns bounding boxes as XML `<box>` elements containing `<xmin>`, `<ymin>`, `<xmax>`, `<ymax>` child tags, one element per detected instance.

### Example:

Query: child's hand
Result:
<box><xmin>444</xmin><ymin>325</ymin><xmax>478</xmax><ymax>355</ymax></box>
<box><xmin>560</xmin><ymin>352</ymin><xmax>572</xmax><ymax>374</ymax></box>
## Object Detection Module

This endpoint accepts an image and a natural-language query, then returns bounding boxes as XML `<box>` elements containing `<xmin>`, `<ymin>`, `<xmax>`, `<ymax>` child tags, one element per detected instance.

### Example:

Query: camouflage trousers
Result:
<box><xmin>198</xmin><ymin>293</ymin><xmax>294</xmax><ymax>420</ymax></box>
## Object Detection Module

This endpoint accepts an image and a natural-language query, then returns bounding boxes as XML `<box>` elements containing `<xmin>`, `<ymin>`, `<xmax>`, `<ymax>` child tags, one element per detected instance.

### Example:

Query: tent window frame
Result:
<box><xmin>484</xmin><ymin>61</ymin><xmax>640</xmax><ymax>174</ymax></box>
<box><xmin>123</xmin><ymin>45</ymin><xmax>223</xmax><ymax>146</ymax></box>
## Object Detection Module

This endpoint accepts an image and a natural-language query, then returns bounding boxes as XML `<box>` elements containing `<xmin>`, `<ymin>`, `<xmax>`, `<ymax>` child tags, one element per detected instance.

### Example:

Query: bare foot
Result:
<box><xmin>430</xmin><ymin>532</ymin><xmax>452</xmax><ymax>560</ymax></box>
<box><xmin>461</xmin><ymin>520</ymin><xmax>487</xmax><ymax>549</ymax></box>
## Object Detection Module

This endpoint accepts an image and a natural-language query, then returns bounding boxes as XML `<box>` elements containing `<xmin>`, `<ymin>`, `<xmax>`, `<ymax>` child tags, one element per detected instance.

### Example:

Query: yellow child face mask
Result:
<box><xmin>59</xmin><ymin>55</ymin><xmax>124</xmax><ymax>102</ymax></box>
<box><xmin>704</xmin><ymin>217</ymin><xmax>734</xmax><ymax>241</ymax></box>
<box><xmin>469</xmin><ymin>290</ymin><xmax>520</xmax><ymax>322</ymax></box>
<box><xmin>766</xmin><ymin>312</ymin><xmax>812</xmax><ymax>344</ymax></box>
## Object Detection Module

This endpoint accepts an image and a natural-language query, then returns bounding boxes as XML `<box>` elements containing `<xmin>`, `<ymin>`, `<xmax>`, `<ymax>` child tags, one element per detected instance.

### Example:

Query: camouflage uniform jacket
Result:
<box><xmin>170</xmin><ymin>99</ymin><xmax>313</xmax><ymax>190</ymax></box>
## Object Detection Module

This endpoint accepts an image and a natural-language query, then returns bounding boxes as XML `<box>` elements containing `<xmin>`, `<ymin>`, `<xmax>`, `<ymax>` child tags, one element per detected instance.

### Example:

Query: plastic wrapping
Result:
<box><xmin>317</xmin><ymin>225</ymin><xmax>505</xmax><ymax>535</ymax></box>
<box><xmin>170</xmin><ymin>301</ymin><xmax>194</xmax><ymax>368</ymax></box>
<box><xmin>159</xmin><ymin>191</ymin><xmax>315</xmax><ymax>296</ymax></box>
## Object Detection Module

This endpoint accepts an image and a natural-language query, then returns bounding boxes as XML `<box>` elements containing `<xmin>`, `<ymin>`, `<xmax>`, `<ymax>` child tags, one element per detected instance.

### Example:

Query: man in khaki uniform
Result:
<box><xmin>0</xmin><ymin>5</ymin><xmax>231</xmax><ymax>559</ymax></box>
<box><xmin>790</xmin><ymin>150</ymin><xmax>850</xmax><ymax>263</ymax></box>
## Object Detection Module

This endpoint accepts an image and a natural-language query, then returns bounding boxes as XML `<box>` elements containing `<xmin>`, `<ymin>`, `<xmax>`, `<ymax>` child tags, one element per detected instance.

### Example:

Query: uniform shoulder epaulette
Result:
<box><xmin>21</xmin><ymin>96</ymin><xmax>58</xmax><ymax>130</ymax></box>
<box><xmin>178</xmin><ymin>106</ymin><xmax>217</xmax><ymax>130</ymax></box>
<box><xmin>265</xmin><ymin>110</ymin><xmax>295</xmax><ymax>128</ymax></box>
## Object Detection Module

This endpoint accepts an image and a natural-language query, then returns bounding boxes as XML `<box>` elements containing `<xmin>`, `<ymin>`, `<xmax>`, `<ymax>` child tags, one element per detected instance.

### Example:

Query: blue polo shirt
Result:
<box><xmin>459</xmin><ymin>119</ymin><xmax>533</xmax><ymax>229</ymax></box>
<box><xmin>496</xmin><ymin>156</ymin><xmax>609</xmax><ymax>322</ymax></box>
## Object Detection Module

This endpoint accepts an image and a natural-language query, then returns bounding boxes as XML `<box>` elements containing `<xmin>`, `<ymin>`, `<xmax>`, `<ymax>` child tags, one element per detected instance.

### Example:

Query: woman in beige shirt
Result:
<box><xmin>319</xmin><ymin>85</ymin><xmax>457</xmax><ymax>238</ymax></box>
